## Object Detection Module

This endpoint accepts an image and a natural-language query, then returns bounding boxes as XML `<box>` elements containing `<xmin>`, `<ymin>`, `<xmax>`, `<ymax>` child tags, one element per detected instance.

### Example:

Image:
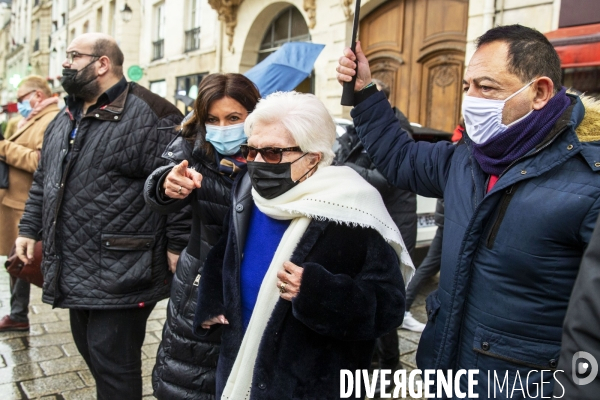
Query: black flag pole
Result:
<box><xmin>340</xmin><ymin>0</ymin><xmax>363</xmax><ymax>106</ymax></box>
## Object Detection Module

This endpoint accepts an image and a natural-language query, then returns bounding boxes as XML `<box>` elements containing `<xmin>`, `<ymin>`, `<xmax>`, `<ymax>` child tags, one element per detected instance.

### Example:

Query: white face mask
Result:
<box><xmin>462</xmin><ymin>80</ymin><xmax>535</xmax><ymax>145</ymax></box>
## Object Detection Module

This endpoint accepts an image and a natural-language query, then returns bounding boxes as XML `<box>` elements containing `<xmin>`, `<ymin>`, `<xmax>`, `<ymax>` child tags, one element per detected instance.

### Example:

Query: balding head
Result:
<box><xmin>67</xmin><ymin>33</ymin><xmax>124</xmax><ymax>78</ymax></box>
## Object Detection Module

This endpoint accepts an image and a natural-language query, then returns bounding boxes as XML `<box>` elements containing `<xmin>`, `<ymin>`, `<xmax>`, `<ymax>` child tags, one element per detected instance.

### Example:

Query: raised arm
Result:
<box><xmin>337</xmin><ymin>42</ymin><xmax>455</xmax><ymax>198</ymax></box>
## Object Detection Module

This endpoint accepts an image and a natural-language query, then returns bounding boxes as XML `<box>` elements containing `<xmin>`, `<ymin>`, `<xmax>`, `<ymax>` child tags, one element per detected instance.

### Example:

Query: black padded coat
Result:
<box><xmin>18</xmin><ymin>82</ymin><xmax>187</xmax><ymax>309</ymax></box>
<box><xmin>144</xmin><ymin>133</ymin><xmax>233</xmax><ymax>399</ymax></box>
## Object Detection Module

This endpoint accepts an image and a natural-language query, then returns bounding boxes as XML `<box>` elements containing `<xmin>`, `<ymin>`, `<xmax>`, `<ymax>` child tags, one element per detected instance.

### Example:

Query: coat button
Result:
<box><xmin>258</xmin><ymin>383</ymin><xmax>266</xmax><ymax>390</ymax></box>
<box><xmin>235</xmin><ymin>204</ymin><xmax>244</xmax><ymax>212</ymax></box>
<box><xmin>549</xmin><ymin>359</ymin><xmax>557</xmax><ymax>368</ymax></box>
<box><xmin>105</xmin><ymin>241</ymin><xmax>110</xmax><ymax>246</ymax></box>
<box><xmin>520</xmin><ymin>170</ymin><xmax>527</xmax><ymax>175</ymax></box>
<box><xmin>167</xmin><ymin>151</ymin><xmax>174</xmax><ymax>157</ymax></box>
<box><xmin>95</xmin><ymin>114</ymin><xmax>100</xmax><ymax>118</ymax></box>
<box><xmin>481</xmin><ymin>341</ymin><xmax>490</xmax><ymax>351</ymax></box>
<box><xmin>595</xmin><ymin>162</ymin><xmax>600</xmax><ymax>168</ymax></box>
<box><xmin>566</xmin><ymin>144</ymin><xmax>573</xmax><ymax>150</ymax></box>
<box><xmin>114</xmin><ymin>116</ymin><xmax>118</xmax><ymax>120</ymax></box>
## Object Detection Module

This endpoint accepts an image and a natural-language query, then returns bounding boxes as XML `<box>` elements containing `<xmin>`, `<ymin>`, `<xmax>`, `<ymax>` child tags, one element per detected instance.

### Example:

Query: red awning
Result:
<box><xmin>545</xmin><ymin>23</ymin><xmax>600</xmax><ymax>68</ymax></box>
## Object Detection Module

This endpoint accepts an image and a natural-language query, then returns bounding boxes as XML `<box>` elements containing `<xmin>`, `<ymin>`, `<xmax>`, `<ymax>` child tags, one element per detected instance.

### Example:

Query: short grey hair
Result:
<box><xmin>244</xmin><ymin>91</ymin><xmax>336</xmax><ymax>166</ymax></box>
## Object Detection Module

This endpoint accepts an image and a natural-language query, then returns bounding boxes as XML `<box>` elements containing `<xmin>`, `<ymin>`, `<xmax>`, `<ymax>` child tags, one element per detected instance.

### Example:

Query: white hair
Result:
<box><xmin>244</xmin><ymin>91</ymin><xmax>336</xmax><ymax>166</ymax></box>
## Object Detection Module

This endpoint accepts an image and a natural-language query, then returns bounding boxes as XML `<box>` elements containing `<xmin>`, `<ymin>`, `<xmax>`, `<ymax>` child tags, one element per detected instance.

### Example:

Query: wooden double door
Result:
<box><xmin>359</xmin><ymin>0</ymin><xmax>468</xmax><ymax>132</ymax></box>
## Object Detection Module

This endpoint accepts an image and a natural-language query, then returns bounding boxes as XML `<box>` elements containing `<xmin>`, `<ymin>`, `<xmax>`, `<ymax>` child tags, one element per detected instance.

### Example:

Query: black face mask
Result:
<box><xmin>247</xmin><ymin>154</ymin><xmax>316</xmax><ymax>200</ymax></box>
<box><xmin>61</xmin><ymin>59</ymin><xmax>99</xmax><ymax>100</ymax></box>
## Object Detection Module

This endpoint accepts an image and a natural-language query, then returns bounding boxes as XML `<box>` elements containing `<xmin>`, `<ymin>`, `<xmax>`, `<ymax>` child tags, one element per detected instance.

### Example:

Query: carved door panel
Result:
<box><xmin>360</xmin><ymin>0</ymin><xmax>468</xmax><ymax>132</ymax></box>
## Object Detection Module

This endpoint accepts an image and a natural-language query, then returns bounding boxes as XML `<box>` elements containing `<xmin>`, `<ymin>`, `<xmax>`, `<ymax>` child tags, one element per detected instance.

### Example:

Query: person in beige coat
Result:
<box><xmin>0</xmin><ymin>75</ymin><xmax>59</xmax><ymax>331</ymax></box>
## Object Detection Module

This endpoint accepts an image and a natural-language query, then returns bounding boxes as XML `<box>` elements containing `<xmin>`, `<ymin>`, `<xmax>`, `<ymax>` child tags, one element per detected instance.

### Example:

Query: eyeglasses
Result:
<box><xmin>65</xmin><ymin>51</ymin><xmax>100</xmax><ymax>64</ymax></box>
<box><xmin>17</xmin><ymin>90</ymin><xmax>36</xmax><ymax>103</ymax></box>
<box><xmin>240</xmin><ymin>144</ymin><xmax>303</xmax><ymax>164</ymax></box>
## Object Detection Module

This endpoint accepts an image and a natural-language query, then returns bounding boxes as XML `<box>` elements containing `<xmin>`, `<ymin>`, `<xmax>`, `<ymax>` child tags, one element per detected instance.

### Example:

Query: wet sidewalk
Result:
<box><xmin>0</xmin><ymin>257</ymin><xmax>435</xmax><ymax>399</ymax></box>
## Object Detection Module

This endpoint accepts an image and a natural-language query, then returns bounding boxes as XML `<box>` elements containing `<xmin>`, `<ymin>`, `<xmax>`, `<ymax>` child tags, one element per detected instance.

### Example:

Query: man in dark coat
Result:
<box><xmin>337</xmin><ymin>24</ymin><xmax>600</xmax><ymax>397</ymax></box>
<box><xmin>15</xmin><ymin>33</ymin><xmax>187</xmax><ymax>400</ymax></box>
<box><xmin>554</xmin><ymin>213</ymin><xmax>600</xmax><ymax>399</ymax></box>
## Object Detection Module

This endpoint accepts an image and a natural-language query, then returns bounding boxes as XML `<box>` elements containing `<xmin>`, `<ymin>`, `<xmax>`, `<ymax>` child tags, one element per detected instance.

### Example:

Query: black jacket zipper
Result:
<box><xmin>486</xmin><ymin>183</ymin><xmax>518</xmax><ymax>248</ymax></box>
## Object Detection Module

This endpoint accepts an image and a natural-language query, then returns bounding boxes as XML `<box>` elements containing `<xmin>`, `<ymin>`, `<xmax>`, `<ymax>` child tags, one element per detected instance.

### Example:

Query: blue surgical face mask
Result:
<box><xmin>205</xmin><ymin>122</ymin><xmax>247</xmax><ymax>155</ymax></box>
<box><xmin>18</xmin><ymin>100</ymin><xmax>32</xmax><ymax>118</ymax></box>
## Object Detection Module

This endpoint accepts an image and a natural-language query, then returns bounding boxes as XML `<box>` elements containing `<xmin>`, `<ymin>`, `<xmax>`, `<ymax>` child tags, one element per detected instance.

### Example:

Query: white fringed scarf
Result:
<box><xmin>221</xmin><ymin>165</ymin><xmax>414</xmax><ymax>400</ymax></box>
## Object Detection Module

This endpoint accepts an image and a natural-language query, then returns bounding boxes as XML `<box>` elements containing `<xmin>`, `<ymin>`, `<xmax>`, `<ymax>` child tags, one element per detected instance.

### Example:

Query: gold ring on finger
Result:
<box><xmin>279</xmin><ymin>282</ymin><xmax>287</xmax><ymax>294</ymax></box>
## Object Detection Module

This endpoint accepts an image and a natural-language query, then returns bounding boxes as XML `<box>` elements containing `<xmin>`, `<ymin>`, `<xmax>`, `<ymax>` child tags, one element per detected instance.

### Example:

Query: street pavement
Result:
<box><xmin>0</xmin><ymin>256</ymin><xmax>436</xmax><ymax>399</ymax></box>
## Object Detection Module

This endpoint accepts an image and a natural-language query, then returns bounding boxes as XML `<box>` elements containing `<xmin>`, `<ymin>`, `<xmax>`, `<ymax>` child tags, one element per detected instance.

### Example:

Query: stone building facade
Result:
<box><xmin>4</xmin><ymin>0</ymin><xmax>600</xmax><ymax>127</ymax></box>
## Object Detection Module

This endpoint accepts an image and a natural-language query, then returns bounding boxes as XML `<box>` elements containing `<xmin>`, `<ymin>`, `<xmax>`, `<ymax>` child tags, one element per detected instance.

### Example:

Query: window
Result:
<box><xmin>109</xmin><ymin>1</ymin><xmax>116</xmax><ymax>37</ymax></box>
<box><xmin>184</xmin><ymin>0</ymin><xmax>201</xmax><ymax>52</ymax></box>
<box><xmin>96</xmin><ymin>7</ymin><xmax>103</xmax><ymax>32</ymax></box>
<box><xmin>189</xmin><ymin>0</ymin><xmax>201</xmax><ymax>29</ymax></box>
<box><xmin>83</xmin><ymin>21</ymin><xmax>89</xmax><ymax>34</ymax></box>
<box><xmin>33</xmin><ymin>20</ymin><xmax>40</xmax><ymax>52</ymax></box>
<box><xmin>150</xmin><ymin>80</ymin><xmax>167</xmax><ymax>98</ymax></box>
<box><xmin>258</xmin><ymin>7</ymin><xmax>310</xmax><ymax>62</ymax></box>
<box><xmin>257</xmin><ymin>6</ymin><xmax>314</xmax><ymax>93</ymax></box>
<box><xmin>69</xmin><ymin>0</ymin><xmax>76</xmax><ymax>10</ymax></box>
<box><xmin>152</xmin><ymin>2</ymin><xmax>165</xmax><ymax>60</ymax></box>
<box><xmin>175</xmin><ymin>73</ymin><xmax>205</xmax><ymax>104</ymax></box>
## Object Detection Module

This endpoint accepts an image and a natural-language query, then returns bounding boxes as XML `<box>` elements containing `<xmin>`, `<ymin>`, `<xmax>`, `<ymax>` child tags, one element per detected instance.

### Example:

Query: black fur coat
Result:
<box><xmin>194</xmin><ymin>172</ymin><xmax>406</xmax><ymax>399</ymax></box>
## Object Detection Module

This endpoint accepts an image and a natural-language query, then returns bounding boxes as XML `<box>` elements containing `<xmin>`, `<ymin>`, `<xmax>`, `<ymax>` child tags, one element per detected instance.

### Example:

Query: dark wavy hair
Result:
<box><xmin>476</xmin><ymin>25</ymin><xmax>562</xmax><ymax>94</ymax></box>
<box><xmin>182</xmin><ymin>73</ymin><xmax>260</xmax><ymax>154</ymax></box>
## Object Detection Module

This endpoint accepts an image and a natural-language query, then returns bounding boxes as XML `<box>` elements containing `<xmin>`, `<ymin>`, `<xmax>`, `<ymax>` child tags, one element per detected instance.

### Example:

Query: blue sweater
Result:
<box><xmin>240</xmin><ymin>204</ymin><xmax>290</xmax><ymax>329</ymax></box>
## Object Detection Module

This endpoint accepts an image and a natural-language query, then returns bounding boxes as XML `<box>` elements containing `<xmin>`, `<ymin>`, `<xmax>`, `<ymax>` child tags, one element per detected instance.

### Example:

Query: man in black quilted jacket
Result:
<box><xmin>14</xmin><ymin>33</ymin><xmax>188</xmax><ymax>400</ymax></box>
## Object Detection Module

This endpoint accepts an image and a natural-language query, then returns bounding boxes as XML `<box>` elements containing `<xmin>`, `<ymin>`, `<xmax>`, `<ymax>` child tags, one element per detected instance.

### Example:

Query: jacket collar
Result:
<box><xmin>64</xmin><ymin>80</ymin><xmax>131</xmax><ymax>122</ymax></box>
<box><xmin>11</xmin><ymin>103</ymin><xmax>60</xmax><ymax>141</ymax></box>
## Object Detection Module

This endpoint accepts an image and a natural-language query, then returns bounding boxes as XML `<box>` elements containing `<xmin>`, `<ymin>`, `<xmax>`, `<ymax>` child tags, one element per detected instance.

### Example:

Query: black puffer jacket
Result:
<box><xmin>144</xmin><ymin>133</ymin><xmax>233</xmax><ymax>399</ymax></box>
<box><xmin>18</xmin><ymin>82</ymin><xmax>187</xmax><ymax>308</ymax></box>
<box><xmin>335</xmin><ymin>124</ymin><xmax>418</xmax><ymax>254</ymax></box>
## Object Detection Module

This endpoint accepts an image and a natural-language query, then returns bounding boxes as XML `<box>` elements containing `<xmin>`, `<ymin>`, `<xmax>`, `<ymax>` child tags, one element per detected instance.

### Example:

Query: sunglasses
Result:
<box><xmin>240</xmin><ymin>144</ymin><xmax>303</xmax><ymax>164</ymax></box>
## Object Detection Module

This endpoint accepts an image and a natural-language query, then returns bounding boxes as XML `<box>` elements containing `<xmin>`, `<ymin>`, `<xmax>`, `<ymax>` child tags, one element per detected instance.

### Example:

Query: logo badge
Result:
<box><xmin>572</xmin><ymin>351</ymin><xmax>598</xmax><ymax>385</ymax></box>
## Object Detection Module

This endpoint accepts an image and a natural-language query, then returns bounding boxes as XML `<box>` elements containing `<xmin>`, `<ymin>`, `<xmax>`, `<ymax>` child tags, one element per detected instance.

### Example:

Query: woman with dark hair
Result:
<box><xmin>144</xmin><ymin>73</ymin><xmax>260</xmax><ymax>399</ymax></box>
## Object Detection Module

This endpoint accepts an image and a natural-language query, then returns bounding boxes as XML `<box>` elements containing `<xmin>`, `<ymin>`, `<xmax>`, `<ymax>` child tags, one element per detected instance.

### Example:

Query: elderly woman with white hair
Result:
<box><xmin>194</xmin><ymin>91</ymin><xmax>413</xmax><ymax>399</ymax></box>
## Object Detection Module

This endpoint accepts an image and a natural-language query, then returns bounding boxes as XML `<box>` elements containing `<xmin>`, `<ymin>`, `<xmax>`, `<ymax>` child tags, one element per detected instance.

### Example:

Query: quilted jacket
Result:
<box><xmin>144</xmin><ymin>133</ymin><xmax>233</xmax><ymax>399</ymax></box>
<box><xmin>18</xmin><ymin>82</ymin><xmax>188</xmax><ymax>309</ymax></box>
<box><xmin>352</xmin><ymin>91</ymin><xmax>600</xmax><ymax>398</ymax></box>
